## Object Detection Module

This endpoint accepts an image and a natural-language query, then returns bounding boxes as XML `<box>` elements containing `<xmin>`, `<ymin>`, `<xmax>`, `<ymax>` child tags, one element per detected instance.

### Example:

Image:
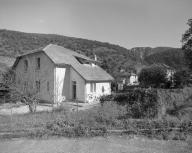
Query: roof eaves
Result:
<box><xmin>55</xmin><ymin>63</ymin><xmax>71</xmax><ymax>68</ymax></box>
<box><xmin>17</xmin><ymin>47</ymin><xmax>44</xmax><ymax>57</ymax></box>
<box><xmin>85</xmin><ymin>78</ymin><xmax>114</xmax><ymax>82</ymax></box>
<box><xmin>12</xmin><ymin>56</ymin><xmax>21</xmax><ymax>69</ymax></box>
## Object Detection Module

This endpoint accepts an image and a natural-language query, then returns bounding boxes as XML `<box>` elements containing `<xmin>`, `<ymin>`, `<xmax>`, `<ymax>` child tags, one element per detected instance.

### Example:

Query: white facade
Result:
<box><xmin>129</xmin><ymin>74</ymin><xmax>138</xmax><ymax>85</ymax></box>
<box><xmin>85</xmin><ymin>82</ymin><xmax>111</xmax><ymax>102</ymax></box>
<box><xmin>166</xmin><ymin>69</ymin><xmax>175</xmax><ymax>81</ymax></box>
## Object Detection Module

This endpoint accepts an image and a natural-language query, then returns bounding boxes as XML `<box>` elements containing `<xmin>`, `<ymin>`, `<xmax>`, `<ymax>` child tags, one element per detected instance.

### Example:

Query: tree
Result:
<box><xmin>182</xmin><ymin>18</ymin><xmax>192</xmax><ymax>70</ymax></box>
<box><xmin>138</xmin><ymin>65</ymin><xmax>167</xmax><ymax>88</ymax></box>
<box><xmin>173</xmin><ymin>69</ymin><xmax>190</xmax><ymax>88</ymax></box>
<box><xmin>2</xmin><ymin>69</ymin><xmax>40</xmax><ymax>112</ymax></box>
<box><xmin>2</xmin><ymin>63</ymin><xmax>64</xmax><ymax>112</ymax></box>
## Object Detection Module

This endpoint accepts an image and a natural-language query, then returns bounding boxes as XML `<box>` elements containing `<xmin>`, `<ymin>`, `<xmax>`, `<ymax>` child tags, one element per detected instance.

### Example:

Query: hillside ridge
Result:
<box><xmin>0</xmin><ymin>29</ymin><xmax>185</xmax><ymax>79</ymax></box>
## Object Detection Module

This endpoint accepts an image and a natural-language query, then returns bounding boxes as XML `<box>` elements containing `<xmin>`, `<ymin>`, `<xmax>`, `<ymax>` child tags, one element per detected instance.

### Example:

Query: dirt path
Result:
<box><xmin>0</xmin><ymin>136</ymin><xmax>191</xmax><ymax>153</ymax></box>
<box><xmin>0</xmin><ymin>101</ymin><xmax>99</xmax><ymax>115</ymax></box>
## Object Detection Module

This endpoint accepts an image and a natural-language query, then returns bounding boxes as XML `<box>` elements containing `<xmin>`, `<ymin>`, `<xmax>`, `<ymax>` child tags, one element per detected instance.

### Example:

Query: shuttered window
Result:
<box><xmin>47</xmin><ymin>81</ymin><xmax>49</xmax><ymax>92</ymax></box>
<box><xmin>24</xmin><ymin>81</ymin><xmax>28</xmax><ymax>92</ymax></box>
<box><xmin>36</xmin><ymin>58</ymin><xmax>40</xmax><ymax>70</ymax></box>
<box><xmin>24</xmin><ymin>60</ymin><xmax>28</xmax><ymax>72</ymax></box>
<box><xmin>36</xmin><ymin>81</ymin><xmax>40</xmax><ymax>93</ymax></box>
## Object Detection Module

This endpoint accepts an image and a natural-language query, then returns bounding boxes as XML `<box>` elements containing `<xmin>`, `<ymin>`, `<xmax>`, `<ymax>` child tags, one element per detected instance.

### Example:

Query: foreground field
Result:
<box><xmin>0</xmin><ymin>101</ymin><xmax>191</xmax><ymax>140</ymax></box>
<box><xmin>0</xmin><ymin>136</ymin><xmax>191</xmax><ymax>153</ymax></box>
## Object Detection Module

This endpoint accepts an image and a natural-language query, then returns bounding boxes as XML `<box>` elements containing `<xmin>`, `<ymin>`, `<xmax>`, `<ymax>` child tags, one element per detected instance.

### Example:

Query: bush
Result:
<box><xmin>100</xmin><ymin>94</ymin><xmax>114</xmax><ymax>104</ymax></box>
<box><xmin>138</xmin><ymin>65</ymin><xmax>167</xmax><ymax>88</ymax></box>
<box><xmin>44</xmin><ymin>102</ymin><xmax>124</xmax><ymax>137</ymax></box>
<box><xmin>1</xmin><ymin>100</ymin><xmax>191</xmax><ymax>140</ymax></box>
<box><xmin>101</xmin><ymin>88</ymin><xmax>159</xmax><ymax>118</ymax></box>
<box><xmin>38</xmin><ymin>113</ymin><xmax>192</xmax><ymax>140</ymax></box>
<box><xmin>173</xmin><ymin>69</ymin><xmax>191</xmax><ymax>88</ymax></box>
<box><xmin>122</xmin><ymin>118</ymin><xmax>192</xmax><ymax>140</ymax></box>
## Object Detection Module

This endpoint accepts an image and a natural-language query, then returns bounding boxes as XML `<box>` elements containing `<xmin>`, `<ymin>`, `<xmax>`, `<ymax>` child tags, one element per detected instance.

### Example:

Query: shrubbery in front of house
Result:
<box><xmin>101</xmin><ymin>87</ymin><xmax>192</xmax><ymax>119</ymax></box>
<box><xmin>1</xmin><ymin>100</ymin><xmax>191</xmax><ymax>140</ymax></box>
<box><xmin>122</xmin><ymin>118</ymin><xmax>192</xmax><ymax>140</ymax></box>
<box><xmin>1</xmin><ymin>87</ymin><xmax>192</xmax><ymax>140</ymax></box>
<box><xmin>43</xmin><ymin>104</ymin><xmax>192</xmax><ymax>140</ymax></box>
<box><xmin>100</xmin><ymin>88</ymin><xmax>159</xmax><ymax>118</ymax></box>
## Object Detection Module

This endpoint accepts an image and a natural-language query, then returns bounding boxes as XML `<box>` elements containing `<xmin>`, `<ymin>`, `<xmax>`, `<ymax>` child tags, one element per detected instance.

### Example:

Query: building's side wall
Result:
<box><xmin>85</xmin><ymin>82</ymin><xmax>111</xmax><ymax>102</ymax></box>
<box><xmin>69</xmin><ymin>68</ymin><xmax>86</xmax><ymax>102</ymax></box>
<box><xmin>14</xmin><ymin>52</ymin><xmax>55</xmax><ymax>103</ymax></box>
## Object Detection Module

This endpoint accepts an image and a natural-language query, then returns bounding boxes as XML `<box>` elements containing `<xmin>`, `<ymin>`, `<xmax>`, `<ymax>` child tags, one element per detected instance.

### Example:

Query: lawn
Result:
<box><xmin>0</xmin><ymin>135</ymin><xmax>192</xmax><ymax>153</ymax></box>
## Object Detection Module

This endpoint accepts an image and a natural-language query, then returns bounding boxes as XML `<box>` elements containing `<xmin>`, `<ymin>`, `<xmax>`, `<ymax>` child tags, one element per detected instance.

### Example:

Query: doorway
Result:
<box><xmin>72</xmin><ymin>81</ymin><xmax>76</xmax><ymax>99</ymax></box>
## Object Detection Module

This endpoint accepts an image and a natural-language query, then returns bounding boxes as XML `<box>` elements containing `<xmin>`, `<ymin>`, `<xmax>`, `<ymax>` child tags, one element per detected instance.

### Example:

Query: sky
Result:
<box><xmin>0</xmin><ymin>0</ymin><xmax>192</xmax><ymax>49</ymax></box>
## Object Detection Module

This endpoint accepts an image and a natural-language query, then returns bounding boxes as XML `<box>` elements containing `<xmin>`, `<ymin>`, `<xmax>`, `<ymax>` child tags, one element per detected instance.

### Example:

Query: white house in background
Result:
<box><xmin>12</xmin><ymin>44</ymin><xmax>114</xmax><ymax>103</ymax></box>
<box><xmin>117</xmin><ymin>71</ymin><xmax>139</xmax><ymax>90</ymax></box>
<box><xmin>128</xmin><ymin>73</ymin><xmax>139</xmax><ymax>85</ymax></box>
<box><xmin>154</xmin><ymin>64</ymin><xmax>175</xmax><ymax>81</ymax></box>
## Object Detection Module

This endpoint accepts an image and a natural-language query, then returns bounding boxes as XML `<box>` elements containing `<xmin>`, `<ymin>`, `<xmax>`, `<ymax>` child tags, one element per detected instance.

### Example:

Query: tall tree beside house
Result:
<box><xmin>138</xmin><ymin>65</ymin><xmax>167</xmax><ymax>88</ymax></box>
<box><xmin>182</xmin><ymin>18</ymin><xmax>192</xmax><ymax>70</ymax></box>
<box><xmin>2</xmin><ymin>68</ymin><xmax>40</xmax><ymax>112</ymax></box>
<box><xmin>2</xmin><ymin>55</ymin><xmax>52</xmax><ymax>112</ymax></box>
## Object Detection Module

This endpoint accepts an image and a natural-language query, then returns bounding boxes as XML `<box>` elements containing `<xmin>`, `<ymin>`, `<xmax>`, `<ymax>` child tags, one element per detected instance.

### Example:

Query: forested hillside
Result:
<box><xmin>144</xmin><ymin>48</ymin><xmax>185</xmax><ymax>69</ymax></box>
<box><xmin>0</xmin><ymin>29</ymin><xmax>185</xmax><ymax>79</ymax></box>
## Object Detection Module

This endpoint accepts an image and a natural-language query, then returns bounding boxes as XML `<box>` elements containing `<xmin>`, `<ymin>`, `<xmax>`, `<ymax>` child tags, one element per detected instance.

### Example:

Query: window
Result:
<box><xmin>90</xmin><ymin>83</ymin><xmax>96</xmax><ymax>92</ymax></box>
<box><xmin>24</xmin><ymin>60</ymin><xmax>28</xmax><ymax>72</ymax></box>
<box><xmin>72</xmin><ymin>81</ymin><xmax>76</xmax><ymax>99</ymax></box>
<box><xmin>47</xmin><ymin>81</ymin><xmax>49</xmax><ymax>92</ymax></box>
<box><xmin>36</xmin><ymin>57</ymin><xmax>40</xmax><ymax>70</ymax></box>
<box><xmin>36</xmin><ymin>81</ymin><xmax>40</xmax><ymax>93</ymax></box>
<box><xmin>102</xmin><ymin>86</ymin><xmax>105</xmax><ymax>93</ymax></box>
<box><xmin>94</xmin><ymin>83</ymin><xmax>96</xmax><ymax>92</ymax></box>
<box><xmin>24</xmin><ymin>81</ymin><xmax>28</xmax><ymax>91</ymax></box>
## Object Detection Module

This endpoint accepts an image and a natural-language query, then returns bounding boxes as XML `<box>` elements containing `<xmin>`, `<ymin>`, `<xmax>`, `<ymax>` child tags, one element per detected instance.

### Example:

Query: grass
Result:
<box><xmin>0</xmin><ymin>101</ymin><xmax>191</xmax><ymax>140</ymax></box>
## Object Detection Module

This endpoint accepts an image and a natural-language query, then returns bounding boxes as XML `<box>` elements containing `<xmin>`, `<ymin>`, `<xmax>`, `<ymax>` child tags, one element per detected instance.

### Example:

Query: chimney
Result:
<box><xmin>94</xmin><ymin>54</ymin><xmax>97</xmax><ymax>61</ymax></box>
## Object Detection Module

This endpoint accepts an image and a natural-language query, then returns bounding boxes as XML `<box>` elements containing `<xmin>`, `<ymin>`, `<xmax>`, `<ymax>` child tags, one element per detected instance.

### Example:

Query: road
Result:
<box><xmin>0</xmin><ymin>136</ymin><xmax>191</xmax><ymax>153</ymax></box>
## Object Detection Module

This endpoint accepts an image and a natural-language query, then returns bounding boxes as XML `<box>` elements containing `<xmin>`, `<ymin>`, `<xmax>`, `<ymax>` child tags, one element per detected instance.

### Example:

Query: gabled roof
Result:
<box><xmin>13</xmin><ymin>44</ymin><xmax>114</xmax><ymax>82</ymax></box>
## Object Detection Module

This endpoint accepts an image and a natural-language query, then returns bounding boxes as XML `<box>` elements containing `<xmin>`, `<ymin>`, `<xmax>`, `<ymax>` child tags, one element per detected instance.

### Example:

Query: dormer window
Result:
<box><xmin>36</xmin><ymin>57</ymin><xmax>40</xmax><ymax>70</ymax></box>
<box><xmin>75</xmin><ymin>57</ymin><xmax>95</xmax><ymax>66</ymax></box>
<box><xmin>24</xmin><ymin>60</ymin><xmax>28</xmax><ymax>72</ymax></box>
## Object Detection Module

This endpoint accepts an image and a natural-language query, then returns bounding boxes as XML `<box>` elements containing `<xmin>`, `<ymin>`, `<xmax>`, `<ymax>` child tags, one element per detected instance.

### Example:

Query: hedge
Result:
<box><xmin>100</xmin><ymin>88</ymin><xmax>159</xmax><ymax>118</ymax></box>
<box><xmin>100</xmin><ymin>87</ymin><xmax>192</xmax><ymax>119</ymax></box>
